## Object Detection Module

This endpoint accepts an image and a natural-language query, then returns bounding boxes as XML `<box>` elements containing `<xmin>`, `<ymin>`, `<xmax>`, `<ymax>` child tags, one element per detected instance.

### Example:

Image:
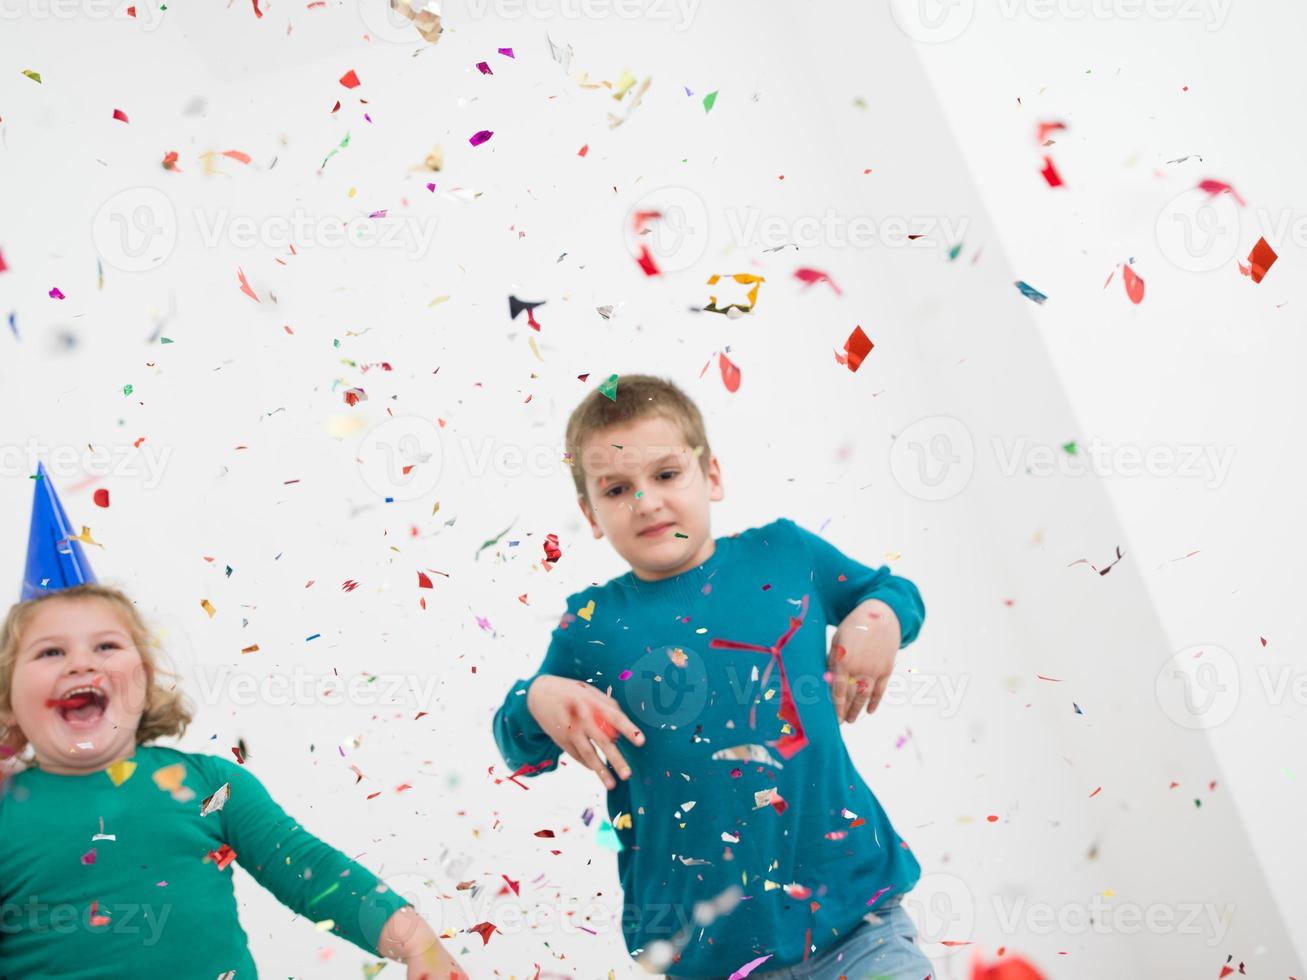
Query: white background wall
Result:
<box><xmin>0</xmin><ymin>1</ymin><xmax>1301</xmax><ymax>977</ymax></box>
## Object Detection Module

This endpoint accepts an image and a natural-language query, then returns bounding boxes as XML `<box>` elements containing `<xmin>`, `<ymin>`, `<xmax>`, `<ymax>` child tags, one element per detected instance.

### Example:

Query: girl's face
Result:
<box><xmin>4</xmin><ymin>597</ymin><xmax>148</xmax><ymax>774</ymax></box>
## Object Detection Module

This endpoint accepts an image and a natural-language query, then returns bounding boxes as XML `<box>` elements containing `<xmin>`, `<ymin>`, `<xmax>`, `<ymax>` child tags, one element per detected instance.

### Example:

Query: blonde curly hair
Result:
<box><xmin>0</xmin><ymin>584</ymin><xmax>192</xmax><ymax>761</ymax></box>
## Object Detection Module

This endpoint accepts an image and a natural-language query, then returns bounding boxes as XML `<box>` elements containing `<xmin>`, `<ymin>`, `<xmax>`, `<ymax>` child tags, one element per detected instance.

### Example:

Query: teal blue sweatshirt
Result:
<box><xmin>0</xmin><ymin>746</ymin><xmax>409</xmax><ymax>978</ymax></box>
<box><xmin>493</xmin><ymin>518</ymin><xmax>925</xmax><ymax>978</ymax></box>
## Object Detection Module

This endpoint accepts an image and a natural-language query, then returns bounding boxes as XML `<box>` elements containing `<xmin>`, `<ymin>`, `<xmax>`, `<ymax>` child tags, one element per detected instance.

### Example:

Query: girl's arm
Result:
<box><xmin>377</xmin><ymin>906</ymin><xmax>469</xmax><ymax>979</ymax></box>
<box><xmin>200</xmin><ymin>755</ymin><xmax>461</xmax><ymax>969</ymax></box>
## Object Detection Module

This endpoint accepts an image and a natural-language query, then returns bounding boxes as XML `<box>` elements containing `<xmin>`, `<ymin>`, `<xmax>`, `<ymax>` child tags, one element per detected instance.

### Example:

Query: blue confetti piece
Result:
<box><xmin>1015</xmin><ymin>280</ymin><xmax>1048</xmax><ymax>304</ymax></box>
<box><xmin>306</xmin><ymin>633</ymin><xmax>321</xmax><ymax>642</ymax></box>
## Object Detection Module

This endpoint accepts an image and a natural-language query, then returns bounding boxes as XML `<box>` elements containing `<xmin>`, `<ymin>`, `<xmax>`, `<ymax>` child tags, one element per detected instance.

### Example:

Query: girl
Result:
<box><xmin>0</xmin><ymin>583</ymin><xmax>468</xmax><ymax>979</ymax></box>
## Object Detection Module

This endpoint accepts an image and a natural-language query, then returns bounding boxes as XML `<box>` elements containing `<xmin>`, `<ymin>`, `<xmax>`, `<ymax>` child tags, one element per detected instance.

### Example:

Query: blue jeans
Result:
<box><xmin>669</xmin><ymin>899</ymin><xmax>933</xmax><ymax>980</ymax></box>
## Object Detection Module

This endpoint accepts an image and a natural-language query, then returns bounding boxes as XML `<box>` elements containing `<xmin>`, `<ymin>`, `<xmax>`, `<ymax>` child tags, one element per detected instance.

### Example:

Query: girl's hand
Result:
<box><xmin>828</xmin><ymin>599</ymin><xmax>902</xmax><ymax>723</ymax></box>
<box><xmin>377</xmin><ymin>907</ymin><xmax>469</xmax><ymax>979</ymax></box>
<box><xmin>527</xmin><ymin>674</ymin><xmax>645</xmax><ymax>790</ymax></box>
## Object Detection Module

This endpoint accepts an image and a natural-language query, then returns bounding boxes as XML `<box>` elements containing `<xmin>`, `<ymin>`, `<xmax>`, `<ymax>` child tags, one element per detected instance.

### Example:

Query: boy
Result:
<box><xmin>493</xmin><ymin>375</ymin><xmax>931</xmax><ymax>979</ymax></box>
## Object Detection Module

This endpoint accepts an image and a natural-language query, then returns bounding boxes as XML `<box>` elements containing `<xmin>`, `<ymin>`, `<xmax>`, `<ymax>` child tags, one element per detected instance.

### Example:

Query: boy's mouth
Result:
<box><xmin>639</xmin><ymin>522</ymin><xmax>675</xmax><ymax>538</ymax></box>
<box><xmin>46</xmin><ymin>685</ymin><xmax>111</xmax><ymax>728</ymax></box>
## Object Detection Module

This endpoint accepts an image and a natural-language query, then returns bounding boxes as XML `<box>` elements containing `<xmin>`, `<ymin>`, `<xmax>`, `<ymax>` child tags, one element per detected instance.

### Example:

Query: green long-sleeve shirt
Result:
<box><xmin>0</xmin><ymin>745</ymin><xmax>409</xmax><ymax>978</ymax></box>
<box><xmin>493</xmin><ymin>517</ymin><xmax>926</xmax><ymax>978</ymax></box>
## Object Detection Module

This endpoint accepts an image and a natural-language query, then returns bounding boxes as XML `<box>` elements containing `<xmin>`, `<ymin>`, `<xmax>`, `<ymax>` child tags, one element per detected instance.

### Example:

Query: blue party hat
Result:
<box><xmin>21</xmin><ymin>463</ymin><xmax>97</xmax><ymax>600</ymax></box>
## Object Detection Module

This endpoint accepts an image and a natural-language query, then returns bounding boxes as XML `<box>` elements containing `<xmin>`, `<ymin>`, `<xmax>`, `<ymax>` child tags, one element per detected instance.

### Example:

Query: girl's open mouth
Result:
<box><xmin>46</xmin><ymin>686</ymin><xmax>110</xmax><ymax>728</ymax></box>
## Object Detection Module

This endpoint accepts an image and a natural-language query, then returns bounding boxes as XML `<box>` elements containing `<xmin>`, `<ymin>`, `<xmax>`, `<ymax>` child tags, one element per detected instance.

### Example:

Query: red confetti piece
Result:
<box><xmin>533</xmin><ymin>829</ymin><xmax>556</xmax><ymax>838</ymax></box>
<box><xmin>81</xmin><ymin>848</ymin><xmax>97</xmax><ymax>865</ymax></box>
<box><xmin>339</xmin><ymin>69</ymin><xmax>361</xmax><ymax>89</ymax></box>
<box><xmin>1122</xmin><ymin>263</ymin><xmax>1145</xmax><ymax>304</ymax></box>
<box><xmin>501</xmin><ymin>875</ymin><xmax>520</xmax><ymax>895</ymax></box>
<box><xmin>1036</xmin><ymin>120</ymin><xmax>1066</xmax><ymax>144</ymax></box>
<box><xmin>794</xmin><ymin>267</ymin><xmax>842</xmax><ymax>295</ymax></box>
<box><xmin>341</xmin><ymin>579</ymin><xmax>360</xmax><ymax>592</ymax></box>
<box><xmin>1088</xmin><ymin>786</ymin><xmax>1102</xmax><ymax>798</ymax></box>
<box><xmin>93</xmin><ymin>488</ymin><xmax>110</xmax><ymax>508</ymax></box>
<box><xmin>112</xmin><ymin>108</ymin><xmax>129</xmax><ymax>123</ymax></box>
<box><xmin>206</xmin><ymin>843</ymin><xmax>237</xmax><ymax>870</ymax></box>
<box><xmin>89</xmin><ymin>900</ymin><xmax>111</xmax><ymax>927</ymax></box>
<box><xmin>635</xmin><ymin>244</ymin><xmax>660</xmax><ymax>276</ymax></box>
<box><xmin>417</xmin><ymin>571</ymin><xmax>433</xmax><ymax>589</ymax></box>
<box><xmin>1197</xmin><ymin>179</ymin><xmax>1245</xmax><ymax>207</ymax></box>
<box><xmin>719</xmin><ymin>352</ymin><xmax>741</xmax><ymax>393</ymax></box>
<box><xmin>1240</xmin><ymin>237</ymin><xmax>1277</xmax><ymax>283</ymax></box>
<box><xmin>468</xmin><ymin>921</ymin><xmax>499</xmax><ymax>945</ymax></box>
<box><xmin>222</xmin><ymin>150</ymin><xmax>252</xmax><ymax>164</ymax></box>
<box><xmin>1040</xmin><ymin>156</ymin><xmax>1063</xmax><ymax>188</ymax></box>
<box><xmin>986</xmin><ymin>814</ymin><xmax>999</xmax><ymax>822</ymax></box>
<box><xmin>0</xmin><ymin>248</ymin><xmax>7</xmax><ymax>273</ymax></box>
<box><xmin>838</xmin><ymin>325</ymin><xmax>874</xmax><ymax>372</ymax></box>
<box><xmin>231</xmin><ymin>746</ymin><xmax>245</xmax><ymax>765</ymax></box>
<box><xmin>710</xmin><ymin>595</ymin><xmax>812</xmax><ymax>759</ymax></box>
<box><xmin>973</xmin><ymin>953</ymin><xmax>1047</xmax><ymax>980</ymax></box>
<box><xmin>251</xmin><ymin>0</ymin><xmax>263</xmax><ymax>16</ymax></box>
<box><xmin>236</xmin><ymin>267</ymin><xmax>259</xmax><ymax>302</ymax></box>
<box><xmin>476</xmin><ymin>61</ymin><xmax>492</xmax><ymax>74</ymax></box>
<box><xmin>162</xmin><ymin>150</ymin><xmax>180</xmax><ymax>171</ymax></box>
<box><xmin>578</xmin><ymin>143</ymin><xmax>589</xmax><ymax>157</ymax></box>
<box><xmin>469</xmin><ymin>130</ymin><xmax>494</xmax><ymax>147</ymax></box>
<box><xmin>542</xmin><ymin>533</ymin><xmax>562</xmax><ymax>569</ymax></box>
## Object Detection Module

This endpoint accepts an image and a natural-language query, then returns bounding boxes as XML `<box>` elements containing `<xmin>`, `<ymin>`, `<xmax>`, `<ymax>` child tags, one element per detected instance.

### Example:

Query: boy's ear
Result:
<box><xmin>706</xmin><ymin>455</ymin><xmax>724</xmax><ymax>502</ymax></box>
<box><xmin>577</xmin><ymin>494</ymin><xmax>604</xmax><ymax>539</ymax></box>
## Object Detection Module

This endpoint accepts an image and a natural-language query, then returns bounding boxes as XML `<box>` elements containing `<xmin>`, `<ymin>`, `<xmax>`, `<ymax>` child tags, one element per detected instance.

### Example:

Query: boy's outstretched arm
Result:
<box><xmin>377</xmin><ymin>906</ymin><xmax>469</xmax><ymax>979</ymax></box>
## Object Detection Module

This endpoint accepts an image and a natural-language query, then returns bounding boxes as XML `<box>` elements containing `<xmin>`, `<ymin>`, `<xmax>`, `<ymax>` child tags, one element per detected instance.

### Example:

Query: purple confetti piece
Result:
<box><xmin>728</xmin><ymin>955</ymin><xmax>772</xmax><ymax>980</ymax></box>
<box><xmin>619</xmin><ymin>669</ymin><xmax>633</xmax><ymax>680</ymax></box>
<box><xmin>498</xmin><ymin>46</ymin><xmax>514</xmax><ymax>57</ymax></box>
<box><xmin>684</xmin><ymin>86</ymin><xmax>693</xmax><ymax>96</ymax></box>
<box><xmin>469</xmin><ymin>129</ymin><xmax>494</xmax><ymax>147</ymax></box>
<box><xmin>368</xmin><ymin>209</ymin><xmax>388</xmax><ymax>218</ymax></box>
<box><xmin>426</xmin><ymin>182</ymin><xmax>436</xmax><ymax>192</ymax></box>
<box><xmin>49</xmin><ymin>286</ymin><xmax>65</xmax><ymax>300</ymax></box>
<box><xmin>477</xmin><ymin>61</ymin><xmax>492</xmax><ymax>75</ymax></box>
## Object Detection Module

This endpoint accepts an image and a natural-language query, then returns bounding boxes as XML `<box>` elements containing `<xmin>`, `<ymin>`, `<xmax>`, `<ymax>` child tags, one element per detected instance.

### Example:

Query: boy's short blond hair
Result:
<box><xmin>565</xmin><ymin>374</ymin><xmax>712</xmax><ymax>502</ymax></box>
<box><xmin>0</xmin><ymin>584</ymin><xmax>192</xmax><ymax>757</ymax></box>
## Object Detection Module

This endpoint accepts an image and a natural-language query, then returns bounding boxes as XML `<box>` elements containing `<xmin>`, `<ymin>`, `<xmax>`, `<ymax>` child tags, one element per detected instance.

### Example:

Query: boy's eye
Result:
<box><xmin>96</xmin><ymin>641</ymin><xmax>120</xmax><ymax>653</ymax></box>
<box><xmin>37</xmin><ymin>647</ymin><xmax>63</xmax><ymax>659</ymax></box>
<box><xmin>658</xmin><ymin>470</ymin><xmax>679</xmax><ymax>480</ymax></box>
<box><xmin>604</xmin><ymin>485</ymin><xmax>625</xmax><ymax>498</ymax></box>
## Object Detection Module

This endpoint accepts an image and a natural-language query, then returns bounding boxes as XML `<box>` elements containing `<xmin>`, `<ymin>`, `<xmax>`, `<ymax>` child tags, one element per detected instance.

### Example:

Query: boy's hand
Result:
<box><xmin>376</xmin><ymin>907</ymin><xmax>469</xmax><ymax>979</ymax></box>
<box><xmin>827</xmin><ymin>599</ymin><xmax>902</xmax><ymax>723</ymax></box>
<box><xmin>527</xmin><ymin>674</ymin><xmax>645</xmax><ymax>790</ymax></box>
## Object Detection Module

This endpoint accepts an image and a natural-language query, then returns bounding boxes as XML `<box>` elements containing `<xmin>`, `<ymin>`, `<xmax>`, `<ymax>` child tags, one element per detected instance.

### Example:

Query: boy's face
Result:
<box><xmin>578</xmin><ymin>415</ymin><xmax>724</xmax><ymax>582</ymax></box>
<box><xmin>3</xmin><ymin>597</ymin><xmax>148</xmax><ymax>774</ymax></box>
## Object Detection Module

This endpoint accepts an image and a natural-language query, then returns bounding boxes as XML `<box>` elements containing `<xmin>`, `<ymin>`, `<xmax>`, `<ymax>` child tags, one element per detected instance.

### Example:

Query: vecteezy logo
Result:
<box><xmin>623</xmin><ymin>644</ymin><xmax>709</xmax><ymax>730</ymax></box>
<box><xmin>1155</xmin><ymin>186</ymin><xmax>1242</xmax><ymax>273</ymax></box>
<box><xmin>356</xmin><ymin>417</ymin><xmax>444</xmax><ymax>501</ymax></box>
<box><xmin>900</xmin><ymin>872</ymin><xmax>975</xmax><ymax>950</ymax></box>
<box><xmin>889</xmin><ymin>416</ymin><xmax>975</xmax><ymax>501</ymax></box>
<box><xmin>91</xmin><ymin>187</ymin><xmax>177</xmax><ymax>272</ymax></box>
<box><xmin>623</xmin><ymin>187</ymin><xmax>710</xmax><ymax>274</ymax></box>
<box><xmin>889</xmin><ymin>0</ymin><xmax>975</xmax><ymax>43</ymax></box>
<box><xmin>1155</xmin><ymin>644</ymin><xmax>1240</xmax><ymax>729</ymax></box>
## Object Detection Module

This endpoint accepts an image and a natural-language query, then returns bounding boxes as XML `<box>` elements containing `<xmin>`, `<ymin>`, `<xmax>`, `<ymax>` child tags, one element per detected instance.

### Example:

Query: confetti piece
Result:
<box><xmin>200</xmin><ymin>783</ymin><xmax>230</xmax><ymax>816</ymax></box>
<box><xmin>339</xmin><ymin>69</ymin><xmax>361</xmax><ymax>89</ymax></box>
<box><xmin>417</xmin><ymin>571</ymin><xmax>433</xmax><ymax>589</ymax></box>
<box><xmin>0</xmin><ymin>249</ymin><xmax>7</xmax><ymax>273</ymax></box>
<box><xmin>320</xmin><ymin>131</ymin><xmax>351</xmax><ymax>169</ymax></box>
<box><xmin>703</xmin><ymin>90</ymin><xmax>719</xmax><ymax>113</ymax></box>
<box><xmin>206</xmin><ymin>843</ymin><xmax>236</xmax><ymax>871</ymax></box>
<box><xmin>728</xmin><ymin>955</ymin><xmax>771</xmax><ymax>979</ymax></box>
<box><xmin>49</xmin><ymin>287</ymin><xmax>65</xmax><ymax>300</ymax></box>
<box><xmin>1197</xmin><ymin>179</ymin><xmax>1245</xmax><ymax>207</ymax></box>
<box><xmin>112</xmin><ymin>108</ymin><xmax>129</xmax><ymax>123</ymax></box>
<box><xmin>508</xmin><ymin>294</ymin><xmax>545</xmax><ymax>328</ymax></box>
<box><xmin>93</xmin><ymin>488</ymin><xmax>110</xmax><ymax>508</ymax></box>
<box><xmin>711</xmin><ymin>744</ymin><xmax>784</xmax><ymax>768</ymax></box>
<box><xmin>1040</xmin><ymin>156</ymin><xmax>1063</xmax><ymax>188</ymax></box>
<box><xmin>595</xmin><ymin>819</ymin><xmax>624</xmax><ymax>851</ymax></box>
<box><xmin>542</xmin><ymin>533</ymin><xmax>562</xmax><ymax>569</ymax></box>
<box><xmin>200</xmin><ymin>599</ymin><xmax>217</xmax><ymax>618</ymax></box>
<box><xmin>598</xmin><ymin>373</ymin><xmax>619</xmax><ymax>401</ymax></box>
<box><xmin>498</xmin><ymin>46</ymin><xmax>514</xmax><ymax>57</ymax></box>
<box><xmin>719</xmin><ymin>352</ymin><xmax>741</xmax><ymax>393</ymax></box>
<box><xmin>469</xmin><ymin>130</ymin><xmax>494</xmax><ymax>147</ymax></box>
<box><xmin>794</xmin><ymin>267</ymin><xmax>842</xmax><ymax>295</ymax></box>
<box><xmin>1240</xmin><ymin>237</ymin><xmax>1277</xmax><ymax>283</ymax></box>
<box><xmin>154</xmin><ymin>763</ymin><xmax>195</xmax><ymax>802</ymax></box>
<box><xmin>837</xmin><ymin>325</ymin><xmax>874</xmax><ymax>372</ymax></box>
<box><xmin>81</xmin><ymin>848</ymin><xmax>96</xmax><ymax>865</ymax></box>
<box><xmin>1122</xmin><ymin>263</ymin><xmax>1145</xmax><ymax>304</ymax></box>
<box><xmin>704</xmin><ymin>273</ymin><xmax>765</xmax><ymax>315</ymax></box>
<box><xmin>22</xmin><ymin>69</ymin><xmax>41</xmax><ymax>83</ymax></box>
<box><xmin>577</xmin><ymin>599</ymin><xmax>595</xmax><ymax>621</ymax></box>
<box><xmin>106</xmin><ymin>759</ymin><xmax>137</xmax><ymax>787</ymax></box>
<box><xmin>162</xmin><ymin>151</ymin><xmax>181</xmax><ymax>172</ymax></box>
<box><xmin>476</xmin><ymin>61</ymin><xmax>492</xmax><ymax>75</ymax></box>
<box><xmin>578</xmin><ymin>143</ymin><xmax>589</xmax><ymax>157</ymax></box>
<box><xmin>236</xmin><ymin>268</ymin><xmax>259</xmax><ymax>303</ymax></box>
<box><xmin>1015</xmin><ymin>280</ymin><xmax>1047</xmax><ymax>304</ymax></box>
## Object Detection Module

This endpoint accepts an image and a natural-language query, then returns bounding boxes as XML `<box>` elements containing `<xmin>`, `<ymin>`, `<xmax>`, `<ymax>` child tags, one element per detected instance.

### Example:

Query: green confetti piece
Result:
<box><xmin>22</xmin><ymin>69</ymin><xmax>41</xmax><ymax>84</ymax></box>
<box><xmin>702</xmin><ymin>90</ymin><xmax>718</xmax><ymax>113</ymax></box>
<box><xmin>309</xmin><ymin>880</ymin><xmax>341</xmax><ymax>906</ymax></box>
<box><xmin>122</xmin><ymin>384</ymin><xmax>134</xmax><ymax>397</ymax></box>
<box><xmin>598</xmin><ymin>373</ymin><xmax>619</xmax><ymax>401</ymax></box>
<box><xmin>595</xmin><ymin>819</ymin><xmax>624</xmax><ymax>852</ymax></box>
<box><xmin>160</xmin><ymin>337</ymin><xmax>174</xmax><ymax>344</ymax></box>
<box><xmin>947</xmin><ymin>242</ymin><xmax>962</xmax><ymax>261</ymax></box>
<box><xmin>321</xmin><ymin>131</ymin><xmax>351</xmax><ymax>169</ymax></box>
<box><xmin>1062</xmin><ymin>441</ymin><xmax>1078</xmax><ymax>456</ymax></box>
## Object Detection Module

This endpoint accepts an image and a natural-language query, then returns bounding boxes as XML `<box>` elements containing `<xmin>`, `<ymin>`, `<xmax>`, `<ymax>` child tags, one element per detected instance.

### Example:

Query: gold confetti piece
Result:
<box><xmin>612</xmin><ymin>69</ymin><xmax>637</xmax><ymax>100</ymax></box>
<box><xmin>22</xmin><ymin>69</ymin><xmax>41</xmax><ymax>83</ymax></box>
<box><xmin>527</xmin><ymin>335</ymin><xmax>544</xmax><ymax>362</ymax></box>
<box><xmin>428</xmin><ymin>295</ymin><xmax>450</xmax><ymax>307</ymax></box>
<box><xmin>668</xmin><ymin>647</ymin><xmax>688</xmax><ymax>668</ymax></box>
<box><xmin>577</xmin><ymin>599</ymin><xmax>596</xmax><ymax>622</ymax></box>
<box><xmin>106</xmin><ymin>759</ymin><xmax>137</xmax><ymax>787</ymax></box>
<box><xmin>153</xmin><ymin>763</ymin><xmax>195</xmax><ymax>802</ymax></box>
<box><xmin>200</xmin><ymin>599</ymin><xmax>217</xmax><ymax>618</ymax></box>
<box><xmin>313</xmin><ymin>918</ymin><xmax>336</xmax><ymax>932</ymax></box>
<box><xmin>240</xmin><ymin>644</ymin><xmax>259</xmax><ymax>655</ymax></box>
<box><xmin>613</xmin><ymin>812</ymin><xmax>632</xmax><ymax>830</ymax></box>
